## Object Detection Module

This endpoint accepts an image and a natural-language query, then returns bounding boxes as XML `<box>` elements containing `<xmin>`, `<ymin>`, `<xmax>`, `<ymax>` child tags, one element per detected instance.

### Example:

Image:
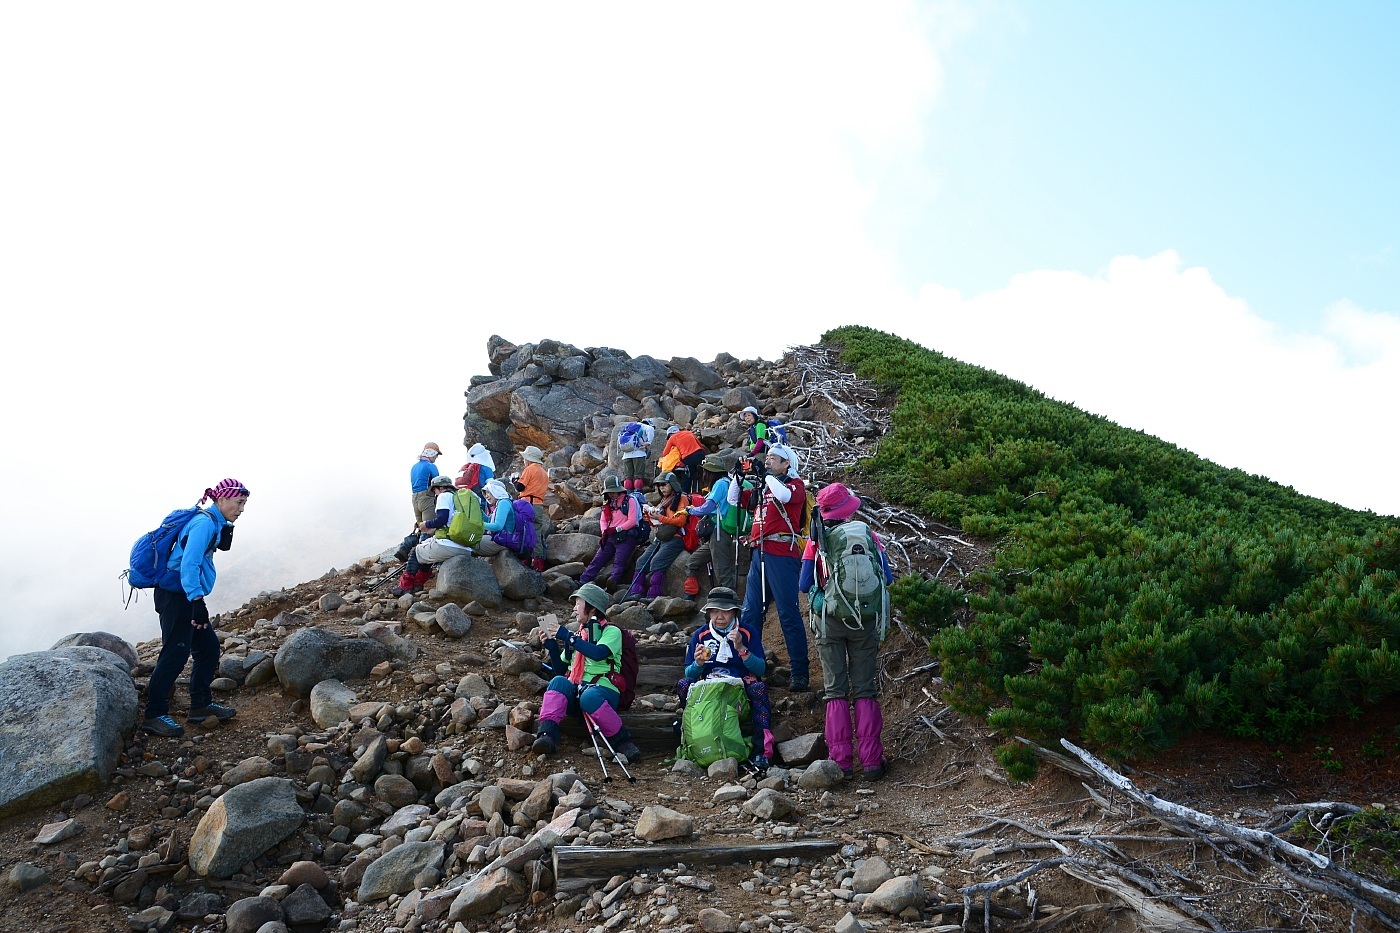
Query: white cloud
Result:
<box><xmin>907</xmin><ymin>251</ymin><xmax>1400</xmax><ymax>515</ymax></box>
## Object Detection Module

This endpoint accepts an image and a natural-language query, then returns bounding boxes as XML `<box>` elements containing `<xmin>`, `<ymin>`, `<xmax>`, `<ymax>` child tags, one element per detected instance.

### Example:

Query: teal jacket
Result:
<box><xmin>166</xmin><ymin>507</ymin><xmax>228</xmax><ymax>600</ymax></box>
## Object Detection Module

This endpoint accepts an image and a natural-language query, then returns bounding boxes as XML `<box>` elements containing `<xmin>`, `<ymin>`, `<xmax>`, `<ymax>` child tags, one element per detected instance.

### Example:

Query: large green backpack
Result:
<box><xmin>435</xmin><ymin>489</ymin><xmax>485</xmax><ymax>548</ymax></box>
<box><xmin>678</xmin><ymin>676</ymin><xmax>751</xmax><ymax>767</ymax></box>
<box><xmin>819</xmin><ymin>520</ymin><xmax>889</xmax><ymax>638</ymax></box>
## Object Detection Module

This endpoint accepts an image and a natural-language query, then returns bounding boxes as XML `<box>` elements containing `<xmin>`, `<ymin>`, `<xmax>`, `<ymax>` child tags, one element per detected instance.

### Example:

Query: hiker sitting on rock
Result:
<box><xmin>532</xmin><ymin>584</ymin><xmax>643</xmax><ymax>761</ymax></box>
<box><xmin>474</xmin><ymin>479</ymin><xmax>535</xmax><ymax>560</ymax></box>
<box><xmin>579</xmin><ymin>475</ymin><xmax>644</xmax><ymax>590</ymax></box>
<box><xmin>800</xmin><ymin>482</ymin><xmax>894</xmax><ymax>781</ymax></box>
<box><xmin>678</xmin><ymin>586</ymin><xmax>774</xmax><ymax>768</ymax></box>
<box><xmin>393</xmin><ymin>474</ymin><xmax>480</xmax><ymax>595</ymax></box>
<box><xmin>622</xmin><ymin>471</ymin><xmax>693</xmax><ymax>601</ymax></box>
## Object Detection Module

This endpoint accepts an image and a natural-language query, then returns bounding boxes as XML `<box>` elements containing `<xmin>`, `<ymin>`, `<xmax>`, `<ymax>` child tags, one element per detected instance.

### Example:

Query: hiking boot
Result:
<box><xmin>788</xmin><ymin>678</ymin><xmax>810</xmax><ymax>693</ymax></box>
<box><xmin>863</xmin><ymin>762</ymin><xmax>888</xmax><ymax>781</ymax></box>
<box><xmin>683</xmin><ymin>576</ymin><xmax>700</xmax><ymax>596</ymax></box>
<box><xmin>841</xmin><ymin>767</ymin><xmax>855</xmax><ymax>781</ymax></box>
<box><xmin>188</xmin><ymin>703</ymin><xmax>236</xmax><ymax>724</ymax></box>
<box><xmin>749</xmin><ymin>755</ymin><xmax>770</xmax><ymax>772</ymax></box>
<box><xmin>614</xmin><ymin>739</ymin><xmax>643</xmax><ymax>762</ymax></box>
<box><xmin>141</xmin><ymin>715</ymin><xmax>185</xmax><ymax>738</ymax></box>
<box><xmin>532</xmin><ymin>720</ymin><xmax>561</xmax><ymax>756</ymax></box>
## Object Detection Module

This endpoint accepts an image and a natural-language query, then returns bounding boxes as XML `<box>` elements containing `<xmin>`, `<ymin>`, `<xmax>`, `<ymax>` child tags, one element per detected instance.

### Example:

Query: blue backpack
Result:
<box><xmin>618</xmin><ymin>422</ymin><xmax>648</xmax><ymax>453</ymax></box>
<box><xmin>764</xmin><ymin>420</ymin><xmax>787</xmax><ymax>445</ymax></box>
<box><xmin>492</xmin><ymin>499</ymin><xmax>539</xmax><ymax>557</ymax></box>
<box><xmin>123</xmin><ymin>504</ymin><xmax>211</xmax><ymax>604</ymax></box>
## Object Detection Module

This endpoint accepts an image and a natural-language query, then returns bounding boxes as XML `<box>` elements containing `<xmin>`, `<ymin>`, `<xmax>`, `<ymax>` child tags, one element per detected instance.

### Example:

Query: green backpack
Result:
<box><xmin>678</xmin><ymin>677</ymin><xmax>751</xmax><ymax>767</ymax></box>
<box><xmin>436</xmin><ymin>489</ymin><xmax>485</xmax><ymax>548</ymax></box>
<box><xmin>818</xmin><ymin>520</ymin><xmax>890</xmax><ymax>639</ymax></box>
<box><xmin>719</xmin><ymin>478</ymin><xmax>755</xmax><ymax>536</ymax></box>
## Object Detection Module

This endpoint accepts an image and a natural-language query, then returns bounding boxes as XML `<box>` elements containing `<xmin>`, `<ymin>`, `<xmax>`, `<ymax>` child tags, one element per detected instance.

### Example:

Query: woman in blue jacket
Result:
<box><xmin>142</xmin><ymin>478</ymin><xmax>249</xmax><ymax>738</ymax></box>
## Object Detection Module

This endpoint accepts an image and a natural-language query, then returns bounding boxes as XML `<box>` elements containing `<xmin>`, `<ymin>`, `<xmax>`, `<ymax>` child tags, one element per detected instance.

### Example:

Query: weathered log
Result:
<box><xmin>559</xmin><ymin>709</ymin><xmax>680</xmax><ymax>750</ymax></box>
<box><xmin>553</xmin><ymin>839</ymin><xmax>840</xmax><ymax>892</ymax></box>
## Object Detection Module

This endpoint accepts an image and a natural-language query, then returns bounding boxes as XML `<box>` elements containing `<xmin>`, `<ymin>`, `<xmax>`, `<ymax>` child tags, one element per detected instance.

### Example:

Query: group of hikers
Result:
<box><xmin>127</xmin><ymin>403</ymin><xmax>896</xmax><ymax>781</ymax></box>
<box><xmin>395</xmin><ymin>407</ymin><xmax>896</xmax><ymax>777</ymax></box>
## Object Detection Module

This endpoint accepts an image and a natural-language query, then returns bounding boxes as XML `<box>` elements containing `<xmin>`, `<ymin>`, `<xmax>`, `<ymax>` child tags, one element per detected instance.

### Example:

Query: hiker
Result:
<box><xmin>683</xmin><ymin>454</ymin><xmax>751</xmax><ymax>597</ymax></box>
<box><xmin>393</xmin><ymin>474</ymin><xmax>482</xmax><ymax>594</ymax></box>
<box><xmin>622</xmin><ymin>471</ymin><xmax>693</xmax><ymax>601</ymax></box>
<box><xmin>729</xmin><ymin>443</ymin><xmax>811</xmax><ymax>691</ymax></box>
<box><xmin>141</xmin><ymin>478</ymin><xmax>249</xmax><ymax>737</ymax></box>
<box><xmin>514</xmin><ymin>445</ymin><xmax>551</xmax><ymax>572</ymax></box>
<box><xmin>739</xmin><ymin>406</ymin><xmax>769</xmax><ymax>455</ymax></box>
<box><xmin>531</xmin><ymin>583</ymin><xmax>642</xmax><ymax>761</ymax></box>
<box><xmin>579</xmin><ymin>475</ymin><xmax>645</xmax><ymax>589</ymax></box>
<box><xmin>456</xmin><ymin>442</ymin><xmax>496</xmax><ymax>496</ymax></box>
<box><xmin>657</xmin><ymin>424</ymin><xmax>706</xmax><ymax>493</ymax></box>
<box><xmin>617</xmin><ymin>418</ymin><xmax>656</xmax><ymax>492</ymax></box>
<box><xmin>677</xmin><ymin>586</ymin><xmax>773</xmax><ymax>768</ymax></box>
<box><xmin>474</xmin><ymin>479</ymin><xmax>535</xmax><ymax>559</ymax></box>
<box><xmin>800</xmin><ymin>482</ymin><xmax>894</xmax><ymax>780</ymax></box>
<box><xmin>410</xmin><ymin>442</ymin><xmax>442</xmax><ymax>523</ymax></box>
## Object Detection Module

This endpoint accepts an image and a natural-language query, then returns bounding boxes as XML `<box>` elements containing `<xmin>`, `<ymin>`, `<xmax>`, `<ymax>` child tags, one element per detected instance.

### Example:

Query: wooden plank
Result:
<box><xmin>553</xmin><ymin>839</ymin><xmax>840</xmax><ymax>890</ymax></box>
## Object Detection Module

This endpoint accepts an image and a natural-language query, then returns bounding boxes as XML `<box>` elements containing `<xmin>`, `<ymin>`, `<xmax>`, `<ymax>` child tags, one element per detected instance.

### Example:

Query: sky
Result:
<box><xmin>1</xmin><ymin>2</ymin><xmax>1397</xmax><ymax>661</ymax></box>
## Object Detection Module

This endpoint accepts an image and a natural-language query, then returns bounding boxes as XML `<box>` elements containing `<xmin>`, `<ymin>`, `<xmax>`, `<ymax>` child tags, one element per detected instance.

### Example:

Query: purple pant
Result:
<box><xmin>580</xmin><ymin>532</ymin><xmax>640</xmax><ymax>585</ymax></box>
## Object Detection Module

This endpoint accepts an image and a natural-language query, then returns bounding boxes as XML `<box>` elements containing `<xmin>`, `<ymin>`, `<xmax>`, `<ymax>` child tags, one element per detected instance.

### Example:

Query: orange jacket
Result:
<box><xmin>518</xmin><ymin>462</ymin><xmax>548</xmax><ymax>504</ymax></box>
<box><xmin>660</xmin><ymin>430</ymin><xmax>703</xmax><ymax>464</ymax></box>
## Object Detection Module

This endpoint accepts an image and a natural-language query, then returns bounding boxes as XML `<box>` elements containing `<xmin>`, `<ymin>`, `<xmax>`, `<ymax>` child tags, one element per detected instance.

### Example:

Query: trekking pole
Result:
<box><xmin>586</xmin><ymin>712</ymin><xmax>637</xmax><ymax>784</ymax></box>
<box><xmin>366</xmin><ymin>560</ymin><xmax>405</xmax><ymax>592</ymax></box>
<box><xmin>583</xmin><ymin>712</ymin><xmax>612</xmax><ymax>783</ymax></box>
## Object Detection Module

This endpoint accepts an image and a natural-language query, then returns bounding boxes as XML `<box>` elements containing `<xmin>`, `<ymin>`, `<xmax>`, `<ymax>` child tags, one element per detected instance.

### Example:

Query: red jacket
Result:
<box><xmin>742</xmin><ymin>475</ymin><xmax>806</xmax><ymax>559</ymax></box>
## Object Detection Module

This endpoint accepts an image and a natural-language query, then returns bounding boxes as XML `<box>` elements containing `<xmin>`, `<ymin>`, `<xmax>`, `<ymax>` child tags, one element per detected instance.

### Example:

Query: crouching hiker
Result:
<box><xmin>142</xmin><ymin>478</ymin><xmax>249</xmax><ymax>737</ymax></box>
<box><xmin>531</xmin><ymin>584</ymin><xmax>642</xmax><ymax>761</ymax></box>
<box><xmin>677</xmin><ymin>587</ymin><xmax>774</xmax><ymax>768</ymax></box>
<box><xmin>579</xmin><ymin>475</ymin><xmax>644</xmax><ymax>589</ymax></box>
<box><xmin>801</xmin><ymin>483</ymin><xmax>894</xmax><ymax>780</ymax></box>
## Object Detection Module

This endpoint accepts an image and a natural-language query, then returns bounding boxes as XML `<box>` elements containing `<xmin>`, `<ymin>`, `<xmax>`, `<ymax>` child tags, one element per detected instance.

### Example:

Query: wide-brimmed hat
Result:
<box><xmin>521</xmin><ymin>446</ymin><xmax>545</xmax><ymax>464</ymax></box>
<box><xmin>701</xmin><ymin>454</ymin><xmax>728</xmax><ymax>473</ymax></box>
<box><xmin>655</xmin><ymin>472</ymin><xmax>684</xmax><ymax>494</ymax></box>
<box><xmin>666</xmin><ymin>425</ymin><xmax>680</xmax><ymax>436</ymax></box>
<box><xmin>701</xmin><ymin>586</ymin><xmax>741</xmax><ymax>613</ymax></box>
<box><xmin>816</xmin><ymin>482</ymin><xmax>861</xmax><ymax>522</ymax></box>
<box><xmin>571</xmin><ymin>583</ymin><xmax>611</xmax><ymax>614</ymax></box>
<box><xmin>601</xmin><ymin>475</ymin><xmax>625</xmax><ymax>495</ymax></box>
<box><xmin>429</xmin><ymin>474</ymin><xmax>456</xmax><ymax>489</ymax></box>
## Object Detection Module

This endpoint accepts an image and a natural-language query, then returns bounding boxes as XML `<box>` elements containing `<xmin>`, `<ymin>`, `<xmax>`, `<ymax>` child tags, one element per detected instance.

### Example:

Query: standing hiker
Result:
<box><xmin>531</xmin><ymin>583</ymin><xmax>642</xmax><ymax>761</ymax></box>
<box><xmin>616</xmin><ymin>418</ymin><xmax>656</xmax><ymax>492</ymax></box>
<box><xmin>410</xmin><ymin>442</ymin><xmax>442</xmax><ymax>523</ymax></box>
<box><xmin>683</xmin><ymin>454</ymin><xmax>750</xmax><ymax>597</ymax></box>
<box><xmin>657</xmin><ymin>424</ymin><xmax>706</xmax><ymax>493</ymax></box>
<box><xmin>729</xmin><ymin>443</ymin><xmax>810</xmax><ymax>691</ymax></box>
<box><xmin>800</xmin><ymin>482</ymin><xmax>894</xmax><ymax>780</ymax></box>
<box><xmin>141</xmin><ymin>478</ymin><xmax>249</xmax><ymax>737</ymax></box>
<box><xmin>515</xmin><ymin>445</ymin><xmax>551</xmax><ymax>572</ymax></box>
<box><xmin>579</xmin><ymin>475</ymin><xmax>645</xmax><ymax>589</ymax></box>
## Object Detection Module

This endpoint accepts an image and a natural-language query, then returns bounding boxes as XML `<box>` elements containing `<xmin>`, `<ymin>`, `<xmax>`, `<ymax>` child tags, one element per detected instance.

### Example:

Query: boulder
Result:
<box><xmin>357</xmin><ymin>841</ymin><xmax>446</xmax><ymax>901</ymax></box>
<box><xmin>447</xmin><ymin>867</ymin><xmax>526</xmax><ymax>921</ymax></box>
<box><xmin>308</xmin><ymin>680</ymin><xmax>356</xmax><ymax>728</ymax></box>
<box><xmin>635</xmin><ymin>805</ymin><xmax>694</xmax><ymax>842</ymax></box>
<box><xmin>545</xmin><ymin>533</ymin><xmax>600</xmax><ymax>565</ymax></box>
<box><xmin>435</xmin><ymin>555</ymin><xmax>503</xmax><ymax>610</ymax></box>
<box><xmin>798</xmin><ymin>759</ymin><xmax>847</xmax><ymax>790</ymax></box>
<box><xmin>776</xmin><ymin>733</ymin><xmax>826</xmax><ymax>767</ymax></box>
<box><xmin>590</xmin><ymin>354</ymin><xmax>669</xmax><ymax>401</ymax></box>
<box><xmin>50</xmin><ymin>632</ymin><xmax>138</xmax><ymax>671</ymax></box>
<box><xmin>492</xmin><ymin>554</ymin><xmax>546</xmax><ymax>601</ymax></box>
<box><xmin>189</xmin><ymin>777</ymin><xmax>304</xmax><ymax>878</ymax></box>
<box><xmin>274</xmin><ymin>628</ymin><xmax>388</xmax><ymax>698</ymax></box>
<box><xmin>280</xmin><ymin>883</ymin><xmax>331</xmax><ymax>927</ymax></box>
<box><xmin>742</xmin><ymin>788</ymin><xmax>795</xmax><ymax>821</ymax></box>
<box><xmin>224</xmin><ymin>896</ymin><xmax>282</xmax><ymax>933</ymax></box>
<box><xmin>435</xmin><ymin>604</ymin><xmax>473</xmax><ymax>639</ymax></box>
<box><xmin>373</xmin><ymin>773</ymin><xmax>420</xmax><ymax>808</ymax></box>
<box><xmin>864</xmin><ymin>875</ymin><xmax>924</xmax><ymax>915</ymax></box>
<box><xmin>668</xmin><ymin>356</ymin><xmax>725</xmax><ymax>392</ymax></box>
<box><xmin>853</xmin><ymin>856</ymin><xmax>896</xmax><ymax>894</ymax></box>
<box><xmin>0</xmin><ymin>646</ymin><xmax>138</xmax><ymax>818</ymax></box>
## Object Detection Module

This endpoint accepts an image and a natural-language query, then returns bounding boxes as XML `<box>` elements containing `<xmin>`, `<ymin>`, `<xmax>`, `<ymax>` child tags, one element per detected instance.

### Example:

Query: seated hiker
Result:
<box><xmin>456</xmin><ymin>442</ymin><xmax>496</xmax><ymax>496</ymax></box>
<box><xmin>475</xmin><ymin>479</ymin><xmax>537</xmax><ymax>562</ymax></box>
<box><xmin>579</xmin><ymin>475</ymin><xmax>645</xmax><ymax>589</ymax></box>
<box><xmin>800</xmin><ymin>482</ymin><xmax>894</xmax><ymax>781</ymax></box>
<box><xmin>658</xmin><ymin>424</ymin><xmax>706</xmax><ymax>493</ymax></box>
<box><xmin>531</xmin><ymin>583</ymin><xmax>642</xmax><ymax>761</ymax></box>
<box><xmin>393</xmin><ymin>474</ymin><xmax>484</xmax><ymax>595</ymax></box>
<box><xmin>677</xmin><ymin>586</ymin><xmax>773</xmax><ymax>768</ymax></box>
<box><xmin>622</xmin><ymin>471</ymin><xmax>693</xmax><ymax>601</ymax></box>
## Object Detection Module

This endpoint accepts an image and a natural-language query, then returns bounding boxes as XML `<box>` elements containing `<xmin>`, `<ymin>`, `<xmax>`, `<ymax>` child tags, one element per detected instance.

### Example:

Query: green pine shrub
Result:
<box><xmin>831</xmin><ymin>325</ymin><xmax>1400</xmax><ymax>766</ymax></box>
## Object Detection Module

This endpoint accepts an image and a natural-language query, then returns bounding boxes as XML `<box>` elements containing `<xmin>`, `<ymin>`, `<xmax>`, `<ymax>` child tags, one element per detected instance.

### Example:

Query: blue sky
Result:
<box><xmin>891</xmin><ymin>2</ymin><xmax>1399</xmax><ymax>331</ymax></box>
<box><xmin>1</xmin><ymin>2</ymin><xmax>1397</xmax><ymax>660</ymax></box>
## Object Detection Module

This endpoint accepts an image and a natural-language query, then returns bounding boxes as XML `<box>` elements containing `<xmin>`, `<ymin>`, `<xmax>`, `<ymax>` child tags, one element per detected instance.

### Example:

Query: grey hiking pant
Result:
<box><xmin>816</xmin><ymin>616</ymin><xmax>880</xmax><ymax>701</ymax></box>
<box><xmin>687</xmin><ymin>528</ymin><xmax>750</xmax><ymax>593</ymax></box>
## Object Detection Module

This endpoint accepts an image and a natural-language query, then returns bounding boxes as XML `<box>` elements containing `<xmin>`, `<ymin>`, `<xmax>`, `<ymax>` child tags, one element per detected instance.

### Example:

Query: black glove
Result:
<box><xmin>190</xmin><ymin>598</ymin><xmax>211</xmax><ymax>629</ymax></box>
<box><xmin>514</xmin><ymin>481</ymin><xmax>526</xmax><ymax>493</ymax></box>
<box><xmin>217</xmin><ymin>524</ymin><xmax>235</xmax><ymax>551</ymax></box>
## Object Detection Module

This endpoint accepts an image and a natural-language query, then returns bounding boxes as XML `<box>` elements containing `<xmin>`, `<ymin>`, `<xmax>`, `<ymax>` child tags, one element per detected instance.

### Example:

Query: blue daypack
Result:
<box><xmin>764</xmin><ymin>420</ymin><xmax>787</xmax><ymax>445</ymax></box>
<box><xmin>122</xmin><ymin>504</ymin><xmax>211</xmax><ymax>604</ymax></box>
<box><xmin>492</xmin><ymin>499</ymin><xmax>539</xmax><ymax>556</ymax></box>
<box><xmin>618</xmin><ymin>421</ymin><xmax>648</xmax><ymax>453</ymax></box>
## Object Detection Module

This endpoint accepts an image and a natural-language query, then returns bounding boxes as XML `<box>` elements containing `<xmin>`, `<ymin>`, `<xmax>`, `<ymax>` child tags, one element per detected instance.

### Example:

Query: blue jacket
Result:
<box><xmin>484</xmin><ymin>499</ymin><xmax>517</xmax><ymax>535</ymax></box>
<box><xmin>687</xmin><ymin>476</ymin><xmax>732</xmax><ymax>523</ymax></box>
<box><xmin>167</xmin><ymin>507</ymin><xmax>228</xmax><ymax>601</ymax></box>
<box><xmin>683</xmin><ymin>621</ymin><xmax>765</xmax><ymax>682</ymax></box>
<box><xmin>410</xmin><ymin>459</ymin><xmax>439</xmax><ymax>493</ymax></box>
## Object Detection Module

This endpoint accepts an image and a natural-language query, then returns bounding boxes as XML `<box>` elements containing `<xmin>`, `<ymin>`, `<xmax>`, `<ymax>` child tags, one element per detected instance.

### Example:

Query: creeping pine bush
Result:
<box><xmin>826</xmin><ymin>326</ymin><xmax>1400</xmax><ymax>765</ymax></box>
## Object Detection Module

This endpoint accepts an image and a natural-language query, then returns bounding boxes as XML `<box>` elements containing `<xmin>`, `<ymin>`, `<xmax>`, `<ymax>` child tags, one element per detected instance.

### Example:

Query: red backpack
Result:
<box><xmin>681</xmin><ymin>494</ymin><xmax>706</xmax><ymax>551</ymax></box>
<box><xmin>605</xmin><ymin>622</ymin><xmax>640</xmax><ymax>711</ymax></box>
